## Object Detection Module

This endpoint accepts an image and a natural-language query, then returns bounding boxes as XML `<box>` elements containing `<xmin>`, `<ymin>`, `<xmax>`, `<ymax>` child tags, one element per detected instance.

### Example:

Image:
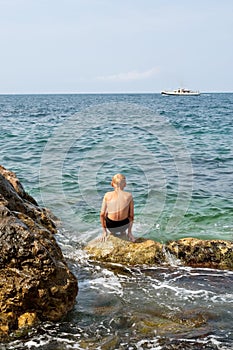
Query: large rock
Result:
<box><xmin>85</xmin><ymin>235</ymin><xmax>166</xmax><ymax>265</ymax></box>
<box><xmin>0</xmin><ymin>165</ymin><xmax>57</xmax><ymax>234</ymax></box>
<box><xmin>166</xmin><ymin>237</ymin><xmax>233</xmax><ymax>270</ymax></box>
<box><xmin>85</xmin><ymin>235</ymin><xmax>233</xmax><ymax>271</ymax></box>
<box><xmin>0</xmin><ymin>165</ymin><xmax>78</xmax><ymax>338</ymax></box>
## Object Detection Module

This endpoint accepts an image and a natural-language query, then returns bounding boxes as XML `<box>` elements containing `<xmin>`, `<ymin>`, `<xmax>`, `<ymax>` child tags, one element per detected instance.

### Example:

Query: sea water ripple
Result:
<box><xmin>0</xmin><ymin>93</ymin><xmax>232</xmax><ymax>349</ymax></box>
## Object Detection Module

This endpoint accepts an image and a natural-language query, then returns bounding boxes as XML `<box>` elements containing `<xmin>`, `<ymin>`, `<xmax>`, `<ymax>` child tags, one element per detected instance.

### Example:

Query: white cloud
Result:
<box><xmin>96</xmin><ymin>67</ymin><xmax>159</xmax><ymax>82</ymax></box>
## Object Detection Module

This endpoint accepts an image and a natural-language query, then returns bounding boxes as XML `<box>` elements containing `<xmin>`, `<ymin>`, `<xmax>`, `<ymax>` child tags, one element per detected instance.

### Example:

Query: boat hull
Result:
<box><xmin>161</xmin><ymin>90</ymin><xmax>200</xmax><ymax>96</ymax></box>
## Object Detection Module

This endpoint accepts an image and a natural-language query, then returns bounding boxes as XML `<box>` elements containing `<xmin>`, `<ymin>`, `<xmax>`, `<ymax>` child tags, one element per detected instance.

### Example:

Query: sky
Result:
<box><xmin>0</xmin><ymin>0</ymin><xmax>233</xmax><ymax>94</ymax></box>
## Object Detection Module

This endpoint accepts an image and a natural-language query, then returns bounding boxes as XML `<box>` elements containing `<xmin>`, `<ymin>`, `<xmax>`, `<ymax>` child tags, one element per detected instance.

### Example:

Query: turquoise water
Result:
<box><xmin>1</xmin><ymin>93</ymin><xmax>232</xmax><ymax>242</ymax></box>
<box><xmin>0</xmin><ymin>93</ymin><xmax>232</xmax><ymax>349</ymax></box>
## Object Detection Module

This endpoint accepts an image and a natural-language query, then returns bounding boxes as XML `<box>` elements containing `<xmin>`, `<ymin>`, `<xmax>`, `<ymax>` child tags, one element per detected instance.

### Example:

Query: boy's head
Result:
<box><xmin>111</xmin><ymin>174</ymin><xmax>126</xmax><ymax>189</ymax></box>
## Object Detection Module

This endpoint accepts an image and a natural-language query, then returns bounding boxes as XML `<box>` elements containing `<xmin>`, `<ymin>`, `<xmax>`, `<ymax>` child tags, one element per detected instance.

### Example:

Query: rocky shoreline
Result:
<box><xmin>0</xmin><ymin>165</ymin><xmax>78</xmax><ymax>339</ymax></box>
<box><xmin>0</xmin><ymin>165</ymin><xmax>232</xmax><ymax>341</ymax></box>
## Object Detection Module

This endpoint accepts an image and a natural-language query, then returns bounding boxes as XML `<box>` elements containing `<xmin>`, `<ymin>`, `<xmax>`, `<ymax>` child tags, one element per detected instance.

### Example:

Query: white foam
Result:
<box><xmin>89</xmin><ymin>268</ymin><xmax>123</xmax><ymax>296</ymax></box>
<box><xmin>135</xmin><ymin>337</ymin><xmax>162</xmax><ymax>350</ymax></box>
<box><xmin>211</xmin><ymin>293</ymin><xmax>233</xmax><ymax>303</ymax></box>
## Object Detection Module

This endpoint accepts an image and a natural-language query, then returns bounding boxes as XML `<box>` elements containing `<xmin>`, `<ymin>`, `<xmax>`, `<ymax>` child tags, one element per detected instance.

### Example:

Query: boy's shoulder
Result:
<box><xmin>123</xmin><ymin>191</ymin><xmax>133</xmax><ymax>199</ymax></box>
<box><xmin>104</xmin><ymin>191</ymin><xmax>113</xmax><ymax>200</ymax></box>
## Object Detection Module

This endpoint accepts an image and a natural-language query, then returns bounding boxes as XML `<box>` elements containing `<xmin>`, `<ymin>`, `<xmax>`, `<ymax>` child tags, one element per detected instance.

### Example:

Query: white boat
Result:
<box><xmin>161</xmin><ymin>88</ymin><xmax>200</xmax><ymax>96</ymax></box>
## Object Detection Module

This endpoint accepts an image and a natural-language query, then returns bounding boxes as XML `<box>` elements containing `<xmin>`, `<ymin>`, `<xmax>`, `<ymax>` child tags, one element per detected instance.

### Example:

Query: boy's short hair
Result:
<box><xmin>111</xmin><ymin>174</ymin><xmax>126</xmax><ymax>187</ymax></box>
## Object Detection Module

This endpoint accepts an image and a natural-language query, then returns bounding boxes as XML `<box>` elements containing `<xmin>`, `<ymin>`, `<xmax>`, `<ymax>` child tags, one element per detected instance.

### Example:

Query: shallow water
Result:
<box><xmin>0</xmin><ymin>93</ymin><xmax>232</xmax><ymax>349</ymax></box>
<box><xmin>4</xmin><ymin>236</ymin><xmax>233</xmax><ymax>349</ymax></box>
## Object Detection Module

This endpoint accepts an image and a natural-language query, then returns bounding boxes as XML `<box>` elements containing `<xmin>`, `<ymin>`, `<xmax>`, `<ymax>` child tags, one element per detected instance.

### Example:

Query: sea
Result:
<box><xmin>0</xmin><ymin>93</ymin><xmax>232</xmax><ymax>349</ymax></box>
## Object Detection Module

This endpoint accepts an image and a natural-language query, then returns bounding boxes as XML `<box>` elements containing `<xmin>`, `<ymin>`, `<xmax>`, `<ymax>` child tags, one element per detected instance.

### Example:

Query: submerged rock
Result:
<box><xmin>0</xmin><ymin>165</ymin><xmax>78</xmax><ymax>339</ymax></box>
<box><xmin>85</xmin><ymin>235</ymin><xmax>233</xmax><ymax>271</ymax></box>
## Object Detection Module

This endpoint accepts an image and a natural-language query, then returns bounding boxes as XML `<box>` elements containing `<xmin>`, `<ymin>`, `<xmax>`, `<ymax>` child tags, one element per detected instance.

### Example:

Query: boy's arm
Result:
<box><xmin>128</xmin><ymin>197</ymin><xmax>135</xmax><ymax>241</ymax></box>
<box><xmin>100</xmin><ymin>195</ymin><xmax>108</xmax><ymax>241</ymax></box>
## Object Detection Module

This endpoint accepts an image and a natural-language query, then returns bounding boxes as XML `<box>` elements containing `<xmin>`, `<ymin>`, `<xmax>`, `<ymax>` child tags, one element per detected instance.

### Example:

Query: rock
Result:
<box><xmin>167</xmin><ymin>237</ymin><xmax>233</xmax><ymax>270</ymax></box>
<box><xmin>0</xmin><ymin>165</ymin><xmax>78</xmax><ymax>339</ymax></box>
<box><xmin>0</xmin><ymin>165</ymin><xmax>57</xmax><ymax>235</ymax></box>
<box><xmin>85</xmin><ymin>235</ymin><xmax>166</xmax><ymax>265</ymax></box>
<box><xmin>85</xmin><ymin>235</ymin><xmax>233</xmax><ymax>271</ymax></box>
<box><xmin>0</xmin><ymin>165</ymin><xmax>37</xmax><ymax>205</ymax></box>
<box><xmin>129</xmin><ymin>309</ymin><xmax>208</xmax><ymax>336</ymax></box>
<box><xmin>18</xmin><ymin>312</ymin><xmax>37</xmax><ymax>329</ymax></box>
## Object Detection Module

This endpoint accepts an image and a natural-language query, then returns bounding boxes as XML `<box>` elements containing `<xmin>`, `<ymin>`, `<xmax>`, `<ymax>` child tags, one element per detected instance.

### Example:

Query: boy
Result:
<box><xmin>100</xmin><ymin>174</ymin><xmax>135</xmax><ymax>242</ymax></box>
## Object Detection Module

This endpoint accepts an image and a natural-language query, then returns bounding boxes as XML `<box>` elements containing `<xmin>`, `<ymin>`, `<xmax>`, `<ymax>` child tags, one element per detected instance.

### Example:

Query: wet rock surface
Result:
<box><xmin>85</xmin><ymin>236</ymin><xmax>165</xmax><ymax>266</ymax></box>
<box><xmin>85</xmin><ymin>235</ymin><xmax>233</xmax><ymax>271</ymax></box>
<box><xmin>0</xmin><ymin>165</ymin><xmax>78</xmax><ymax>339</ymax></box>
<box><xmin>167</xmin><ymin>237</ymin><xmax>233</xmax><ymax>270</ymax></box>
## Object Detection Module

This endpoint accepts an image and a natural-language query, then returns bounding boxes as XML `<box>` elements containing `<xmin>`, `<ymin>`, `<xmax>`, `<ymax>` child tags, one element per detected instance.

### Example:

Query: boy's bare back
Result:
<box><xmin>102</xmin><ymin>190</ymin><xmax>133</xmax><ymax>221</ymax></box>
